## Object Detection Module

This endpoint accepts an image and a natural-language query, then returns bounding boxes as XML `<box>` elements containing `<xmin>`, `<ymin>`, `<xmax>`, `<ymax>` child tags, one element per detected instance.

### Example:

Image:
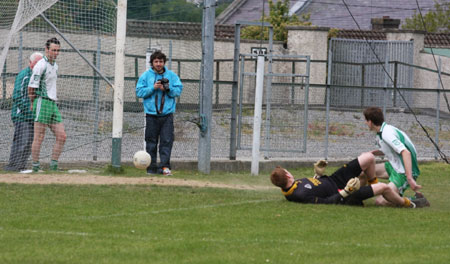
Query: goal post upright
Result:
<box><xmin>111</xmin><ymin>0</ymin><xmax>127</xmax><ymax>169</ymax></box>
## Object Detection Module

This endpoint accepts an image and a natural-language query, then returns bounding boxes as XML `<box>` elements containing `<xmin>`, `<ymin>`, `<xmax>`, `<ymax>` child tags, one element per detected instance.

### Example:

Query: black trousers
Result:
<box><xmin>5</xmin><ymin>121</ymin><xmax>34</xmax><ymax>171</ymax></box>
<box><xmin>145</xmin><ymin>113</ymin><xmax>174</xmax><ymax>172</ymax></box>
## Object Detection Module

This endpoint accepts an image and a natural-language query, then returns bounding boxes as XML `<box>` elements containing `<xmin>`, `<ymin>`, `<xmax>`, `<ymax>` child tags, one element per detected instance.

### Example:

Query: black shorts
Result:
<box><xmin>329</xmin><ymin>159</ymin><xmax>362</xmax><ymax>189</ymax></box>
<box><xmin>343</xmin><ymin>186</ymin><xmax>375</xmax><ymax>206</ymax></box>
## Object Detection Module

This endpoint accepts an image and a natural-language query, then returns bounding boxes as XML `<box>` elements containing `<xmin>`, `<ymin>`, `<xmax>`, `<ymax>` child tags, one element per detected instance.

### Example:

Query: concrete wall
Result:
<box><xmin>416</xmin><ymin>52</ymin><xmax>450</xmax><ymax>112</ymax></box>
<box><xmin>286</xmin><ymin>26</ymin><xmax>329</xmax><ymax>105</ymax></box>
<box><xmin>386</xmin><ymin>30</ymin><xmax>450</xmax><ymax>112</ymax></box>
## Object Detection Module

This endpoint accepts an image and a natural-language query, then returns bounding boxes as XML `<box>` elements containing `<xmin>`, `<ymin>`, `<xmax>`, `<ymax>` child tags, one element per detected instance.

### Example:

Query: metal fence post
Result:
<box><xmin>168</xmin><ymin>40</ymin><xmax>172</xmax><ymax>70</ymax></box>
<box><xmin>435</xmin><ymin>57</ymin><xmax>442</xmax><ymax>160</ymax></box>
<box><xmin>177</xmin><ymin>60</ymin><xmax>181</xmax><ymax>104</ymax></box>
<box><xmin>291</xmin><ymin>61</ymin><xmax>295</xmax><ymax>105</ymax></box>
<box><xmin>393</xmin><ymin>61</ymin><xmax>398</xmax><ymax>107</ymax></box>
<box><xmin>303</xmin><ymin>56</ymin><xmax>310</xmax><ymax>153</ymax></box>
<box><xmin>360</xmin><ymin>64</ymin><xmax>365</xmax><ymax>107</ymax></box>
<box><xmin>215</xmin><ymin>60</ymin><xmax>219</xmax><ymax>107</ymax></box>
<box><xmin>229</xmin><ymin>23</ymin><xmax>240</xmax><ymax>160</ymax></box>
<box><xmin>2</xmin><ymin>59</ymin><xmax>6</xmax><ymax>103</ymax></box>
<box><xmin>237</xmin><ymin>55</ymin><xmax>245</xmax><ymax>150</ymax></box>
<box><xmin>93</xmin><ymin>35</ymin><xmax>101</xmax><ymax>161</ymax></box>
<box><xmin>198</xmin><ymin>0</ymin><xmax>215</xmax><ymax>173</ymax></box>
<box><xmin>134</xmin><ymin>57</ymin><xmax>139</xmax><ymax>102</ymax></box>
<box><xmin>325</xmin><ymin>39</ymin><xmax>332</xmax><ymax>159</ymax></box>
<box><xmin>264</xmin><ymin>27</ymin><xmax>274</xmax><ymax>159</ymax></box>
<box><xmin>383</xmin><ymin>52</ymin><xmax>389</xmax><ymax>115</ymax></box>
<box><xmin>18</xmin><ymin>32</ymin><xmax>23</xmax><ymax>71</ymax></box>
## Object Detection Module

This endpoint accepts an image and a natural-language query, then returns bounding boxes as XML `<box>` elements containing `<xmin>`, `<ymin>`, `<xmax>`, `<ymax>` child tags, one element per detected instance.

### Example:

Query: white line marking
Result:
<box><xmin>76</xmin><ymin>199</ymin><xmax>279</xmax><ymax>220</ymax></box>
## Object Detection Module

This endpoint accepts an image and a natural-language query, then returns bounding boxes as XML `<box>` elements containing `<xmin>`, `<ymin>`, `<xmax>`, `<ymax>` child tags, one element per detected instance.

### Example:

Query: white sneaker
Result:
<box><xmin>162</xmin><ymin>167</ymin><xmax>172</xmax><ymax>176</ymax></box>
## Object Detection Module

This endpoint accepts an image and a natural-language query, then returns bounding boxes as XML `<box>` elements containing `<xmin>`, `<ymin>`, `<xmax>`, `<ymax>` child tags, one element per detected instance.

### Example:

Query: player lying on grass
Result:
<box><xmin>270</xmin><ymin>152</ymin><xmax>429</xmax><ymax>208</ymax></box>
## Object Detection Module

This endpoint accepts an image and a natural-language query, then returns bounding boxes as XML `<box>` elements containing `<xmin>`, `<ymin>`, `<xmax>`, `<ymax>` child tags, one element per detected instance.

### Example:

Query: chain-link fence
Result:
<box><xmin>2</xmin><ymin>15</ymin><xmax>450</xmax><ymax>168</ymax></box>
<box><xmin>2</xmin><ymin>47</ymin><xmax>450</xmax><ymax>167</ymax></box>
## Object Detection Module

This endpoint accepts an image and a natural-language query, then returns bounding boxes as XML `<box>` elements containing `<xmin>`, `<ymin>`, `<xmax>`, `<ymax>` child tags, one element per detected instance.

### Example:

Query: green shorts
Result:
<box><xmin>385</xmin><ymin>162</ymin><xmax>418</xmax><ymax>196</ymax></box>
<box><xmin>33</xmin><ymin>97</ymin><xmax>62</xmax><ymax>124</ymax></box>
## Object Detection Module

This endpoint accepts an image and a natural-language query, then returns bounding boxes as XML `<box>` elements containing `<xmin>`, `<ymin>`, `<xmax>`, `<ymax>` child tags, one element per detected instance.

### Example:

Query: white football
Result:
<box><xmin>133</xmin><ymin>150</ymin><xmax>151</xmax><ymax>169</ymax></box>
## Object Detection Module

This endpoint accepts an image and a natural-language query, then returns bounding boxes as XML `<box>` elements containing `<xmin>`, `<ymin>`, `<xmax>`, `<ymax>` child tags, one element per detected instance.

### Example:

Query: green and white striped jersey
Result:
<box><xmin>28</xmin><ymin>56</ymin><xmax>58</xmax><ymax>101</ymax></box>
<box><xmin>376</xmin><ymin>122</ymin><xmax>420</xmax><ymax>176</ymax></box>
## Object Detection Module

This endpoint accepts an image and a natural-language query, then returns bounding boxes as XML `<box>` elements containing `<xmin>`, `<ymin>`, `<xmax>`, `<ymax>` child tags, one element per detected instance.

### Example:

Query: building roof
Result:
<box><xmin>336</xmin><ymin>29</ymin><xmax>386</xmax><ymax>40</ymax></box>
<box><xmin>336</xmin><ymin>30</ymin><xmax>450</xmax><ymax>47</ymax></box>
<box><xmin>425</xmin><ymin>33</ymin><xmax>450</xmax><ymax>47</ymax></box>
<box><xmin>216</xmin><ymin>0</ymin><xmax>437</xmax><ymax>30</ymax></box>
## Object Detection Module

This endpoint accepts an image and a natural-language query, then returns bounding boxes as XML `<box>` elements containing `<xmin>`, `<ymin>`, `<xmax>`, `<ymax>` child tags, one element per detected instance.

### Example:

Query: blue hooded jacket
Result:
<box><xmin>135</xmin><ymin>66</ymin><xmax>183</xmax><ymax>115</ymax></box>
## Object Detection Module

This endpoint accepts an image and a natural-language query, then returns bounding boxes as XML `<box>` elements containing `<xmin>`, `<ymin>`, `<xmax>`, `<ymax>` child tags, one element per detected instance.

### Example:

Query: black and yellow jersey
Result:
<box><xmin>281</xmin><ymin>176</ymin><xmax>344</xmax><ymax>204</ymax></box>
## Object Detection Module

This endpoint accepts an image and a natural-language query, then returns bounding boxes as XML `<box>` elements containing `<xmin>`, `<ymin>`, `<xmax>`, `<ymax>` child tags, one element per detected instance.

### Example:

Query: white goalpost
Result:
<box><xmin>111</xmin><ymin>0</ymin><xmax>127</xmax><ymax>169</ymax></box>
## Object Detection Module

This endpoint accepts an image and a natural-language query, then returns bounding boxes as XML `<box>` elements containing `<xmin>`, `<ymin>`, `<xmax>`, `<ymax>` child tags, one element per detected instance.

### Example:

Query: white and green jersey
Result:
<box><xmin>28</xmin><ymin>56</ymin><xmax>58</xmax><ymax>101</ymax></box>
<box><xmin>376</xmin><ymin>122</ymin><xmax>420</xmax><ymax>176</ymax></box>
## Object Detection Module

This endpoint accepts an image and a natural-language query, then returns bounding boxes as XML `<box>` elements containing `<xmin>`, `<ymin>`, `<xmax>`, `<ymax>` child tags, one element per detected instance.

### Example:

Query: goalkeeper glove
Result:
<box><xmin>339</xmin><ymin>177</ymin><xmax>360</xmax><ymax>198</ymax></box>
<box><xmin>313</xmin><ymin>159</ymin><xmax>328</xmax><ymax>179</ymax></box>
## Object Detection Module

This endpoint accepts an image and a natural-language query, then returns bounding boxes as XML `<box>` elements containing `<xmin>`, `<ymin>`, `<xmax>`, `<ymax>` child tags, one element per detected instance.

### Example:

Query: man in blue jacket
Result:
<box><xmin>136</xmin><ymin>51</ymin><xmax>183</xmax><ymax>176</ymax></box>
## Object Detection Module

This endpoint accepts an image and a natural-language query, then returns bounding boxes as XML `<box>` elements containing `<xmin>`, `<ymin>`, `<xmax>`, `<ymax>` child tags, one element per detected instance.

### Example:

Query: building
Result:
<box><xmin>217</xmin><ymin>0</ymin><xmax>437</xmax><ymax>30</ymax></box>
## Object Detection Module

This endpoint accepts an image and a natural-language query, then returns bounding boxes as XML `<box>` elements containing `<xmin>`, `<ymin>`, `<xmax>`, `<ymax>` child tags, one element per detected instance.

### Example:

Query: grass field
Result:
<box><xmin>1</xmin><ymin>162</ymin><xmax>450</xmax><ymax>263</ymax></box>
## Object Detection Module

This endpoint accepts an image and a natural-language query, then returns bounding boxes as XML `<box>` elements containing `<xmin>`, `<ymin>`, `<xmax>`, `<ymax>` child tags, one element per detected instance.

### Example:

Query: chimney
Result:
<box><xmin>371</xmin><ymin>16</ymin><xmax>401</xmax><ymax>30</ymax></box>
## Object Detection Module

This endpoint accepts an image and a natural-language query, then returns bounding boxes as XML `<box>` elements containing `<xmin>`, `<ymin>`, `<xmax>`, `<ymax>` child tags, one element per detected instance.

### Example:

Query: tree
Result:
<box><xmin>241</xmin><ymin>0</ymin><xmax>311</xmax><ymax>42</ymax></box>
<box><xmin>402</xmin><ymin>0</ymin><xmax>450</xmax><ymax>33</ymax></box>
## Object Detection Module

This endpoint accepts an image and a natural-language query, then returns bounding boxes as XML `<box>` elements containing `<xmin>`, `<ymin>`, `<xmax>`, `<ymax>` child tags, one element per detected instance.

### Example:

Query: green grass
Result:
<box><xmin>1</xmin><ymin>162</ymin><xmax>450</xmax><ymax>263</ymax></box>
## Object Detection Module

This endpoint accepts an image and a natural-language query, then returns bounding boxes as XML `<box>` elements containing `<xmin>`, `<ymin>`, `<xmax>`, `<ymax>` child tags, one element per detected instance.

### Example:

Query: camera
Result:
<box><xmin>159</xmin><ymin>78</ymin><xmax>170</xmax><ymax>91</ymax></box>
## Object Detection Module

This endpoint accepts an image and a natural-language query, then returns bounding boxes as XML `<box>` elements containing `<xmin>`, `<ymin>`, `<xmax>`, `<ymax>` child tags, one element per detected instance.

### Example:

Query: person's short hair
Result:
<box><xmin>363</xmin><ymin>107</ymin><xmax>384</xmax><ymax>126</ymax></box>
<box><xmin>150</xmin><ymin>51</ymin><xmax>167</xmax><ymax>64</ymax></box>
<box><xmin>45</xmin><ymin>37</ymin><xmax>60</xmax><ymax>49</ymax></box>
<box><xmin>29</xmin><ymin>52</ymin><xmax>43</xmax><ymax>62</ymax></box>
<box><xmin>270</xmin><ymin>166</ymin><xmax>289</xmax><ymax>188</ymax></box>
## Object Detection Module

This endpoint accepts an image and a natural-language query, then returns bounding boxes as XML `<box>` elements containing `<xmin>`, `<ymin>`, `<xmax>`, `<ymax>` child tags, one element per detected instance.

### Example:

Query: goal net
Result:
<box><xmin>1</xmin><ymin>0</ymin><xmax>117</xmax><ymax>171</ymax></box>
<box><xmin>2</xmin><ymin>1</ymin><xmax>228</xmax><ymax>172</ymax></box>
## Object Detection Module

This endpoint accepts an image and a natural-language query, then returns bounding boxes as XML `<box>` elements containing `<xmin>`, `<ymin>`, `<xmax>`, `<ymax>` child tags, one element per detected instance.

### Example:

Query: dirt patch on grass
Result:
<box><xmin>0</xmin><ymin>173</ymin><xmax>273</xmax><ymax>191</ymax></box>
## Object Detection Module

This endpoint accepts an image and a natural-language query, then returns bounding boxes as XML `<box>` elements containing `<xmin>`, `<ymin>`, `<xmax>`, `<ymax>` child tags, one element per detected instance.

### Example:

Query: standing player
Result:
<box><xmin>136</xmin><ymin>51</ymin><xmax>183</xmax><ymax>176</ymax></box>
<box><xmin>270</xmin><ymin>152</ymin><xmax>428</xmax><ymax>207</ymax></box>
<box><xmin>4</xmin><ymin>52</ymin><xmax>43</xmax><ymax>172</ymax></box>
<box><xmin>28</xmin><ymin>37</ymin><xmax>67</xmax><ymax>172</ymax></box>
<box><xmin>363</xmin><ymin>107</ymin><xmax>426</xmax><ymax>206</ymax></box>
